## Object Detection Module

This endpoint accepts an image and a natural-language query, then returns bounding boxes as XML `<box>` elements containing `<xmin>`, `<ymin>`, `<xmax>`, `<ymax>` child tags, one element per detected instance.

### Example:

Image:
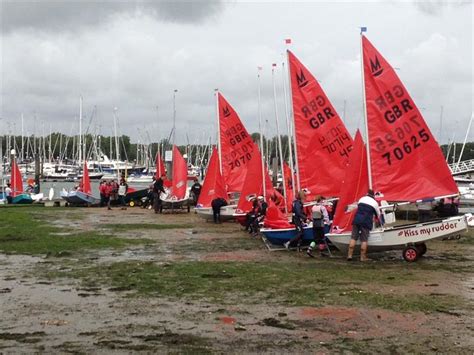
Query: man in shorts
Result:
<box><xmin>347</xmin><ymin>189</ymin><xmax>382</xmax><ymax>262</ymax></box>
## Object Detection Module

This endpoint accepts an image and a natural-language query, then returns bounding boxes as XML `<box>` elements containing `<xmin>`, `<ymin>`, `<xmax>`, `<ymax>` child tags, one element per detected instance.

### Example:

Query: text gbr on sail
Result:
<box><xmin>374</xmin><ymin>85</ymin><xmax>414</xmax><ymax>124</ymax></box>
<box><xmin>300</xmin><ymin>95</ymin><xmax>335</xmax><ymax>129</ymax></box>
<box><xmin>224</xmin><ymin>123</ymin><xmax>249</xmax><ymax>146</ymax></box>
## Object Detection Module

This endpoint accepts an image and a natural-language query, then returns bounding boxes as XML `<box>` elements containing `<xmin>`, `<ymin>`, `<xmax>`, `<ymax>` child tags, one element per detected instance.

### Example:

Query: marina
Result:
<box><xmin>0</xmin><ymin>1</ymin><xmax>472</xmax><ymax>353</ymax></box>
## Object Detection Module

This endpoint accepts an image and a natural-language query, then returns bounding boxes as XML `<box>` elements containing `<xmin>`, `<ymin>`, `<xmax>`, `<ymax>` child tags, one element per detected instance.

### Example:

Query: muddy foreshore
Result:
<box><xmin>1</xmin><ymin>207</ymin><xmax>473</xmax><ymax>354</ymax></box>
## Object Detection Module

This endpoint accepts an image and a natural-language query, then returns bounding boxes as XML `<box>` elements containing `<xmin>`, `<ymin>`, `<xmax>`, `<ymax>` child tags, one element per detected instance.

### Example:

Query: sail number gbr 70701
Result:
<box><xmin>373</xmin><ymin>116</ymin><xmax>431</xmax><ymax>166</ymax></box>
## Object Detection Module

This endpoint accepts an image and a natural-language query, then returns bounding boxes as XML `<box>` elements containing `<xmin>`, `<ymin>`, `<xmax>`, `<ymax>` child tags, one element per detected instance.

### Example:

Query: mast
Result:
<box><xmin>172</xmin><ymin>89</ymin><xmax>178</xmax><ymax>147</ymax></box>
<box><xmin>285</xmin><ymin>49</ymin><xmax>301</xmax><ymax>192</ymax></box>
<box><xmin>79</xmin><ymin>96</ymin><xmax>83</xmax><ymax>166</ymax></box>
<box><xmin>21</xmin><ymin>114</ymin><xmax>24</xmax><ymax>162</ymax></box>
<box><xmin>360</xmin><ymin>28</ymin><xmax>373</xmax><ymax>189</ymax></box>
<box><xmin>281</xmin><ymin>60</ymin><xmax>296</xmax><ymax>193</ymax></box>
<box><xmin>113</xmin><ymin>107</ymin><xmax>120</xmax><ymax>180</ymax></box>
<box><xmin>272</xmin><ymin>64</ymin><xmax>288</xmax><ymax>212</ymax></box>
<box><xmin>438</xmin><ymin>105</ymin><xmax>444</xmax><ymax>144</ymax></box>
<box><xmin>456</xmin><ymin>113</ymin><xmax>473</xmax><ymax>168</ymax></box>
<box><xmin>215</xmin><ymin>89</ymin><xmax>223</xmax><ymax>175</ymax></box>
<box><xmin>257</xmin><ymin>67</ymin><xmax>266</xmax><ymax>199</ymax></box>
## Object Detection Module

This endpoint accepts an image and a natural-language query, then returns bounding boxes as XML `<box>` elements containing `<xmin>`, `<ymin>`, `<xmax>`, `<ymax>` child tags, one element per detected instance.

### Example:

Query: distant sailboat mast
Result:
<box><xmin>113</xmin><ymin>107</ymin><xmax>120</xmax><ymax>180</ymax></box>
<box><xmin>271</xmin><ymin>64</ymin><xmax>288</xmax><ymax>212</ymax></box>
<box><xmin>79</xmin><ymin>96</ymin><xmax>83</xmax><ymax>166</ymax></box>
<box><xmin>257</xmin><ymin>68</ymin><xmax>266</xmax><ymax>199</ymax></box>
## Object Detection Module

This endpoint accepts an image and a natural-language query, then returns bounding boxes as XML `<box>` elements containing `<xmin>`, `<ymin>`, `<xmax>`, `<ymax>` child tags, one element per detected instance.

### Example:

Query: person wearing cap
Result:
<box><xmin>347</xmin><ymin>189</ymin><xmax>382</xmax><ymax>261</ymax></box>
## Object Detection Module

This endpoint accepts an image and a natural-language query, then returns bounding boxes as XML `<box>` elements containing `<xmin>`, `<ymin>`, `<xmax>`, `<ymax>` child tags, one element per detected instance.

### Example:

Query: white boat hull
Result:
<box><xmin>327</xmin><ymin>215</ymin><xmax>468</xmax><ymax>253</ymax></box>
<box><xmin>195</xmin><ymin>205</ymin><xmax>237</xmax><ymax>221</ymax></box>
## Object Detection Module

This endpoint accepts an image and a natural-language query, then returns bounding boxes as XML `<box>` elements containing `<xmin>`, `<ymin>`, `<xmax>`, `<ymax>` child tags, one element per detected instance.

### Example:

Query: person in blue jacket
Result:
<box><xmin>347</xmin><ymin>189</ymin><xmax>382</xmax><ymax>262</ymax></box>
<box><xmin>284</xmin><ymin>190</ymin><xmax>308</xmax><ymax>251</ymax></box>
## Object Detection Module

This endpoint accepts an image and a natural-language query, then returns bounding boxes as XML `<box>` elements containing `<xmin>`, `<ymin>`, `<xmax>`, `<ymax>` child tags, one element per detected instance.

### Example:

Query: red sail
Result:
<box><xmin>81</xmin><ymin>161</ymin><xmax>92</xmax><ymax>195</ymax></box>
<box><xmin>236</xmin><ymin>146</ymin><xmax>273</xmax><ymax>213</ymax></box>
<box><xmin>288</xmin><ymin>50</ymin><xmax>353</xmax><ymax>197</ymax></box>
<box><xmin>331</xmin><ymin>131</ymin><xmax>368</xmax><ymax>233</ymax></box>
<box><xmin>264</xmin><ymin>199</ymin><xmax>293</xmax><ymax>229</ymax></box>
<box><xmin>11</xmin><ymin>160</ymin><xmax>23</xmax><ymax>197</ymax></box>
<box><xmin>171</xmin><ymin>145</ymin><xmax>187</xmax><ymax>199</ymax></box>
<box><xmin>155</xmin><ymin>152</ymin><xmax>166</xmax><ymax>179</ymax></box>
<box><xmin>362</xmin><ymin>36</ymin><xmax>458</xmax><ymax>200</ymax></box>
<box><xmin>218</xmin><ymin>92</ymin><xmax>256</xmax><ymax>192</ymax></box>
<box><xmin>197</xmin><ymin>147</ymin><xmax>227</xmax><ymax>207</ymax></box>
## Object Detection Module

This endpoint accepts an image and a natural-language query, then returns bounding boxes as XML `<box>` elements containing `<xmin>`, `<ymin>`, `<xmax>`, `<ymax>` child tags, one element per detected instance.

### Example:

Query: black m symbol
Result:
<box><xmin>296</xmin><ymin>69</ymin><xmax>308</xmax><ymax>88</ymax></box>
<box><xmin>223</xmin><ymin>106</ymin><xmax>231</xmax><ymax>117</ymax></box>
<box><xmin>370</xmin><ymin>56</ymin><xmax>383</xmax><ymax>77</ymax></box>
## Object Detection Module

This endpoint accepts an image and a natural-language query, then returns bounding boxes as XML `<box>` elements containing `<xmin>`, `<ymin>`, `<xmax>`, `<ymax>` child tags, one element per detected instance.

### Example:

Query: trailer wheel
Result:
<box><xmin>129</xmin><ymin>200</ymin><xmax>135</xmax><ymax>207</ymax></box>
<box><xmin>403</xmin><ymin>247</ymin><xmax>419</xmax><ymax>262</ymax></box>
<box><xmin>416</xmin><ymin>243</ymin><xmax>427</xmax><ymax>256</ymax></box>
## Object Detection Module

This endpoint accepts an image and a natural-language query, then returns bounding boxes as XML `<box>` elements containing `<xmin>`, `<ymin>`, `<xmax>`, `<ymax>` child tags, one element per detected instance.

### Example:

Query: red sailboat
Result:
<box><xmin>326</xmin><ymin>34</ymin><xmax>467</xmax><ymax>261</ymax></box>
<box><xmin>288</xmin><ymin>50</ymin><xmax>353</xmax><ymax>198</ymax></box>
<box><xmin>260</xmin><ymin>50</ymin><xmax>355</xmax><ymax>245</ymax></box>
<box><xmin>217</xmin><ymin>92</ymin><xmax>257</xmax><ymax>193</ymax></box>
<box><xmin>10</xmin><ymin>159</ymin><xmax>33</xmax><ymax>204</ymax></box>
<box><xmin>159</xmin><ymin>145</ymin><xmax>191</xmax><ymax>211</ymax></box>
<box><xmin>62</xmin><ymin>160</ymin><xmax>99</xmax><ymax>205</ymax></box>
<box><xmin>233</xmin><ymin>145</ymin><xmax>274</xmax><ymax>225</ymax></box>
<box><xmin>195</xmin><ymin>147</ymin><xmax>236</xmax><ymax>220</ymax></box>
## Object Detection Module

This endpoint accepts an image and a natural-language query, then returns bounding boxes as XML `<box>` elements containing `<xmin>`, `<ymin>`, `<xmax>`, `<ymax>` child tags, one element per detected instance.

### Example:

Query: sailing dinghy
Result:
<box><xmin>195</xmin><ymin>147</ymin><xmax>235</xmax><ymax>220</ymax></box>
<box><xmin>62</xmin><ymin>161</ymin><xmax>99</xmax><ymax>206</ymax></box>
<box><xmin>326</xmin><ymin>34</ymin><xmax>467</xmax><ymax>261</ymax></box>
<box><xmin>260</xmin><ymin>49</ymin><xmax>354</xmax><ymax>244</ymax></box>
<box><xmin>233</xmin><ymin>145</ymin><xmax>274</xmax><ymax>226</ymax></box>
<box><xmin>11</xmin><ymin>159</ymin><xmax>33</xmax><ymax>204</ymax></box>
<box><xmin>160</xmin><ymin>146</ymin><xmax>191</xmax><ymax>212</ymax></box>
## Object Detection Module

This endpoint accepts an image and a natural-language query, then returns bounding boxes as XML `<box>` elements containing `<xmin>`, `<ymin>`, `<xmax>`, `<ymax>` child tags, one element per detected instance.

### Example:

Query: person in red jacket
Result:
<box><xmin>105</xmin><ymin>180</ymin><xmax>113</xmax><ymax>210</ymax></box>
<box><xmin>99</xmin><ymin>180</ymin><xmax>108</xmax><ymax>207</ymax></box>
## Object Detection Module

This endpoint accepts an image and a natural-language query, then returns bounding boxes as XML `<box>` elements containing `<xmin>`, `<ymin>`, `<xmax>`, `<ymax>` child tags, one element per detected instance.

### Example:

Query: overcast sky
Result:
<box><xmin>0</xmin><ymin>0</ymin><xmax>472</xmax><ymax>145</ymax></box>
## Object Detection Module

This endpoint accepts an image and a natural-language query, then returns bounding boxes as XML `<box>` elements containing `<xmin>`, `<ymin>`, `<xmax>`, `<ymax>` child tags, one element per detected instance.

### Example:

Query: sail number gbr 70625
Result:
<box><xmin>373</xmin><ymin>116</ymin><xmax>431</xmax><ymax>166</ymax></box>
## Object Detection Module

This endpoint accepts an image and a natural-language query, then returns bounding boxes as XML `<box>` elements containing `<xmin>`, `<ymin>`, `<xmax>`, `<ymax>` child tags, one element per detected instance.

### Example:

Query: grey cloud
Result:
<box><xmin>0</xmin><ymin>0</ymin><xmax>224</xmax><ymax>32</ymax></box>
<box><xmin>414</xmin><ymin>0</ymin><xmax>470</xmax><ymax>15</ymax></box>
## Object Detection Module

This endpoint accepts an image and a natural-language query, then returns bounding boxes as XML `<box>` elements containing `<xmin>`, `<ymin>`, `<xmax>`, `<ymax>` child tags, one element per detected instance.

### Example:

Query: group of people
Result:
<box><xmin>2</xmin><ymin>180</ymin><xmax>39</xmax><ymax>204</ymax></box>
<box><xmin>280</xmin><ymin>188</ymin><xmax>382</xmax><ymax>261</ymax></box>
<box><xmin>98</xmin><ymin>178</ymin><xmax>128</xmax><ymax>210</ymax></box>
<box><xmin>283</xmin><ymin>192</ymin><xmax>333</xmax><ymax>257</ymax></box>
<box><xmin>244</xmin><ymin>196</ymin><xmax>268</xmax><ymax>234</ymax></box>
<box><xmin>417</xmin><ymin>197</ymin><xmax>460</xmax><ymax>222</ymax></box>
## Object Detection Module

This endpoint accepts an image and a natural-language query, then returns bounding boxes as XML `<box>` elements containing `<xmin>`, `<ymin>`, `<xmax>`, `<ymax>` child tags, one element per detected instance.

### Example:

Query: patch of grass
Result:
<box><xmin>0</xmin><ymin>207</ymin><xmax>152</xmax><ymax>255</ymax></box>
<box><xmin>45</xmin><ymin>260</ymin><xmax>468</xmax><ymax>313</ymax></box>
<box><xmin>102</xmin><ymin>223</ymin><xmax>192</xmax><ymax>231</ymax></box>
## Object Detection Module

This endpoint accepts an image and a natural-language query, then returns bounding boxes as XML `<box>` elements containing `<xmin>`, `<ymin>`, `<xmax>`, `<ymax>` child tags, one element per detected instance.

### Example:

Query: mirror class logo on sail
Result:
<box><xmin>296</xmin><ymin>69</ymin><xmax>334</xmax><ymax>130</ymax></box>
<box><xmin>223</xmin><ymin>106</ymin><xmax>231</xmax><ymax>118</ymax></box>
<box><xmin>370</xmin><ymin>55</ymin><xmax>383</xmax><ymax>77</ymax></box>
